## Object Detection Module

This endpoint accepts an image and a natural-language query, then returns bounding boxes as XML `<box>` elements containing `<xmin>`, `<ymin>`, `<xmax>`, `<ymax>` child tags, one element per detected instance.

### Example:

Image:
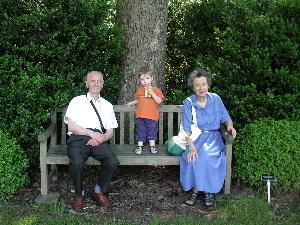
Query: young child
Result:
<box><xmin>126</xmin><ymin>66</ymin><xmax>165</xmax><ymax>155</ymax></box>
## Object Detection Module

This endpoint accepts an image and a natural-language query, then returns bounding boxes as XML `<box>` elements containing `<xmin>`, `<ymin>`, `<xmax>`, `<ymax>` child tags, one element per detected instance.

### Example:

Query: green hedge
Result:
<box><xmin>0</xmin><ymin>0</ymin><xmax>123</xmax><ymax>167</ymax></box>
<box><xmin>167</xmin><ymin>0</ymin><xmax>300</xmax><ymax>128</ymax></box>
<box><xmin>233</xmin><ymin>119</ymin><xmax>300</xmax><ymax>192</ymax></box>
<box><xmin>0</xmin><ymin>130</ymin><xmax>29</xmax><ymax>200</ymax></box>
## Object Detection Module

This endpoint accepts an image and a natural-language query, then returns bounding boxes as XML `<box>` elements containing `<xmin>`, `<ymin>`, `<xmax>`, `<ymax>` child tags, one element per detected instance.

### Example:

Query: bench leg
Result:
<box><xmin>49</xmin><ymin>164</ymin><xmax>58</xmax><ymax>182</ymax></box>
<box><xmin>40</xmin><ymin>163</ymin><xmax>48</xmax><ymax>196</ymax></box>
<box><xmin>224</xmin><ymin>142</ymin><xmax>232</xmax><ymax>194</ymax></box>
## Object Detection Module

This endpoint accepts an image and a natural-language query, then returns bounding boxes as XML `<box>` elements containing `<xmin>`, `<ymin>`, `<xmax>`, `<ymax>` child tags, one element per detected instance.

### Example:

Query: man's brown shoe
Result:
<box><xmin>91</xmin><ymin>191</ymin><xmax>110</xmax><ymax>207</ymax></box>
<box><xmin>72</xmin><ymin>196</ymin><xmax>85</xmax><ymax>211</ymax></box>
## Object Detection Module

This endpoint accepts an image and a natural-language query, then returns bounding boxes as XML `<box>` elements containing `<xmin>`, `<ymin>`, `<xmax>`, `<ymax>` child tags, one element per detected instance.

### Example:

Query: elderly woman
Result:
<box><xmin>180</xmin><ymin>68</ymin><xmax>236</xmax><ymax>206</ymax></box>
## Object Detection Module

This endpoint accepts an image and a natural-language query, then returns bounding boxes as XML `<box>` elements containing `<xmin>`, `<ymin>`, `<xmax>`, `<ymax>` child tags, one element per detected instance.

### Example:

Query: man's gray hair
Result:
<box><xmin>86</xmin><ymin>71</ymin><xmax>103</xmax><ymax>81</ymax></box>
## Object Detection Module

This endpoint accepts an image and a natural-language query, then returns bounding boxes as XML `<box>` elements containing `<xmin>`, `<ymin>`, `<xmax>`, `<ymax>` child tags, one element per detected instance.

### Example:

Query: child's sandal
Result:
<box><xmin>135</xmin><ymin>146</ymin><xmax>143</xmax><ymax>155</ymax></box>
<box><xmin>185</xmin><ymin>192</ymin><xmax>198</xmax><ymax>206</ymax></box>
<box><xmin>150</xmin><ymin>146</ymin><xmax>158</xmax><ymax>154</ymax></box>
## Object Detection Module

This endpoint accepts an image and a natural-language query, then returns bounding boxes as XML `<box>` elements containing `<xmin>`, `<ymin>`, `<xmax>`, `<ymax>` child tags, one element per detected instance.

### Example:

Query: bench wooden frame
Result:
<box><xmin>38</xmin><ymin>105</ymin><xmax>234</xmax><ymax>196</ymax></box>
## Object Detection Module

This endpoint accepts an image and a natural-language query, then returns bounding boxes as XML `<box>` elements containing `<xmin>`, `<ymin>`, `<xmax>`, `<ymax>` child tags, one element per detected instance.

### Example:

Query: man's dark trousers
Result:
<box><xmin>67</xmin><ymin>135</ymin><xmax>119</xmax><ymax>196</ymax></box>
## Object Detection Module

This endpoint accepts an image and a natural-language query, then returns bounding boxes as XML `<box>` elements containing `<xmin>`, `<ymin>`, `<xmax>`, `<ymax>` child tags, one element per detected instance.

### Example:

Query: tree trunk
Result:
<box><xmin>116</xmin><ymin>0</ymin><xmax>168</xmax><ymax>104</ymax></box>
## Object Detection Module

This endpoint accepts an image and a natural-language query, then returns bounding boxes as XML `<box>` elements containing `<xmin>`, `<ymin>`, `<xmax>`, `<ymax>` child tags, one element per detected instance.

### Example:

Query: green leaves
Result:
<box><xmin>167</xmin><ymin>0</ymin><xmax>300</xmax><ymax>127</ymax></box>
<box><xmin>0</xmin><ymin>0</ymin><xmax>123</xmax><ymax>169</ymax></box>
<box><xmin>0</xmin><ymin>130</ymin><xmax>29</xmax><ymax>201</ymax></box>
<box><xmin>233</xmin><ymin>119</ymin><xmax>300</xmax><ymax>192</ymax></box>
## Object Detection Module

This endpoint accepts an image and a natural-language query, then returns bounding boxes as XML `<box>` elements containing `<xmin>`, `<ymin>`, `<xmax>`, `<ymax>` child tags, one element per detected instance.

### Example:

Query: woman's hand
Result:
<box><xmin>227</xmin><ymin>125</ymin><xmax>237</xmax><ymax>139</ymax></box>
<box><xmin>187</xmin><ymin>144</ymin><xmax>198</xmax><ymax>163</ymax></box>
<box><xmin>226</xmin><ymin>121</ymin><xmax>237</xmax><ymax>139</ymax></box>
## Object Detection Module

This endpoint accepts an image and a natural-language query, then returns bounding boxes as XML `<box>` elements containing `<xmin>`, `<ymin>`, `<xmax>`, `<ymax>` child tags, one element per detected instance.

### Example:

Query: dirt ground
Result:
<box><xmin>8</xmin><ymin>165</ymin><xmax>299</xmax><ymax>224</ymax></box>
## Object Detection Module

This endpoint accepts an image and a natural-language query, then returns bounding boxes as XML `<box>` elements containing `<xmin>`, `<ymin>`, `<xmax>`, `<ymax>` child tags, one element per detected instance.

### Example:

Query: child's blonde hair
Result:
<box><xmin>138</xmin><ymin>66</ymin><xmax>152</xmax><ymax>77</ymax></box>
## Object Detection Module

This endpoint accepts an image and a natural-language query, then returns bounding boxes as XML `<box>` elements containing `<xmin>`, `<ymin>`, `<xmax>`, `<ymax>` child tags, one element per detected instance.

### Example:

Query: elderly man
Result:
<box><xmin>64</xmin><ymin>71</ymin><xmax>119</xmax><ymax>211</ymax></box>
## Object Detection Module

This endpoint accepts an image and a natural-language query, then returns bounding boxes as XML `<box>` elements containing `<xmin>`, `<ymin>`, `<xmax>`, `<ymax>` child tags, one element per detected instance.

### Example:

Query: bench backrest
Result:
<box><xmin>51</xmin><ymin>105</ymin><xmax>183</xmax><ymax>146</ymax></box>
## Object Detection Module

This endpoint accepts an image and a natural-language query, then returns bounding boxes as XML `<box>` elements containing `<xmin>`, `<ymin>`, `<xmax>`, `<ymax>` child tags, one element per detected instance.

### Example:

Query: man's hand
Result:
<box><xmin>89</xmin><ymin>131</ymin><xmax>106</xmax><ymax>144</ymax></box>
<box><xmin>86</xmin><ymin>138</ymin><xmax>100</xmax><ymax>146</ymax></box>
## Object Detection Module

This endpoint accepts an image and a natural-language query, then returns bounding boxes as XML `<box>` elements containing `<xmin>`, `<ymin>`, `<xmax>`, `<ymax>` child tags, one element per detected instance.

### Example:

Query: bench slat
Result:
<box><xmin>129</xmin><ymin>112</ymin><xmax>135</xmax><ymax>145</ymax></box>
<box><xmin>119</xmin><ymin>112</ymin><xmax>125</xmax><ymax>144</ymax></box>
<box><xmin>168</xmin><ymin>112</ymin><xmax>173</xmax><ymax>139</ymax></box>
<box><xmin>50</xmin><ymin>112</ymin><xmax>57</xmax><ymax>145</ymax></box>
<box><xmin>178</xmin><ymin>113</ymin><xmax>182</xmax><ymax>131</ymax></box>
<box><xmin>61</xmin><ymin>110</ymin><xmax>67</xmax><ymax>145</ymax></box>
<box><xmin>47</xmin><ymin>145</ymin><xmax>179</xmax><ymax>165</ymax></box>
<box><xmin>158</xmin><ymin>112</ymin><xmax>164</xmax><ymax>144</ymax></box>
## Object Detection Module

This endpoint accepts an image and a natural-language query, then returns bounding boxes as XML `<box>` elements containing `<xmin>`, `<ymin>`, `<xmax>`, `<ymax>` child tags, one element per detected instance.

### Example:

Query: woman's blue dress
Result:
<box><xmin>180</xmin><ymin>93</ymin><xmax>231</xmax><ymax>193</ymax></box>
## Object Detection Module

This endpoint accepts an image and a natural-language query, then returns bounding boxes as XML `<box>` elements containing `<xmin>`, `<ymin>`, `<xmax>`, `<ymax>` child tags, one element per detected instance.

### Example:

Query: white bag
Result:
<box><xmin>172</xmin><ymin>98</ymin><xmax>202</xmax><ymax>150</ymax></box>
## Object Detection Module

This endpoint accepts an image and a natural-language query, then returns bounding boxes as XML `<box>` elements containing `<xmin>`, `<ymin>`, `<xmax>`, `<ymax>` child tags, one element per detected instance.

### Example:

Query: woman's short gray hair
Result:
<box><xmin>187</xmin><ymin>68</ymin><xmax>212</xmax><ymax>89</ymax></box>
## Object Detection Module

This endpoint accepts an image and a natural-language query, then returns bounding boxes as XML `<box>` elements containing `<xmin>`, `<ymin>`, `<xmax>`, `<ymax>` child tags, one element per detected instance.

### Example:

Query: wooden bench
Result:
<box><xmin>38</xmin><ymin>105</ymin><xmax>234</xmax><ymax>196</ymax></box>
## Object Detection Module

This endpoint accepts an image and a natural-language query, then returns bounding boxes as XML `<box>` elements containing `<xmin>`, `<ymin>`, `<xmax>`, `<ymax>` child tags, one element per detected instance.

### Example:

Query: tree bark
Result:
<box><xmin>117</xmin><ymin>0</ymin><xmax>168</xmax><ymax>104</ymax></box>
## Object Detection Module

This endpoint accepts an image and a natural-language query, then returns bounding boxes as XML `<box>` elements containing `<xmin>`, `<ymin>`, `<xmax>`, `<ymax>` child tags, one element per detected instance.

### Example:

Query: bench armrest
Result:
<box><xmin>220</xmin><ymin>123</ymin><xmax>233</xmax><ymax>194</ymax></box>
<box><xmin>220</xmin><ymin>124</ymin><xmax>234</xmax><ymax>144</ymax></box>
<box><xmin>38</xmin><ymin>122</ymin><xmax>56</xmax><ymax>143</ymax></box>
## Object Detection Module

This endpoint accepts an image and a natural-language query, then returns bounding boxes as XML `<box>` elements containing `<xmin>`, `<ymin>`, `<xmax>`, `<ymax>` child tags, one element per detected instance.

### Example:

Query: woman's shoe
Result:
<box><xmin>185</xmin><ymin>192</ymin><xmax>199</xmax><ymax>206</ymax></box>
<box><xmin>204</xmin><ymin>193</ymin><xmax>216</xmax><ymax>207</ymax></box>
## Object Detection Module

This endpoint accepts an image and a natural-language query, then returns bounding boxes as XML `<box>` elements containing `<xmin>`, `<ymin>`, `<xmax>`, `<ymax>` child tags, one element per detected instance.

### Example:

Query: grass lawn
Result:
<box><xmin>0</xmin><ymin>193</ymin><xmax>299</xmax><ymax>225</ymax></box>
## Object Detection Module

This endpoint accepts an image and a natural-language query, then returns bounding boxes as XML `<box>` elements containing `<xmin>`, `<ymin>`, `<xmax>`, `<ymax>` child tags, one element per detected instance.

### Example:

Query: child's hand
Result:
<box><xmin>147</xmin><ymin>85</ymin><xmax>154</xmax><ymax>95</ymax></box>
<box><xmin>125</xmin><ymin>100</ymin><xmax>138</xmax><ymax>106</ymax></box>
<box><xmin>146</xmin><ymin>86</ymin><xmax>163</xmax><ymax>104</ymax></box>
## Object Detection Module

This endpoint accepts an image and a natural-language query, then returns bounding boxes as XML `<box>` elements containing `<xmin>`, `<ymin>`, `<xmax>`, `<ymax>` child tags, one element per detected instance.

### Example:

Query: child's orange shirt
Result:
<box><xmin>134</xmin><ymin>86</ymin><xmax>165</xmax><ymax>121</ymax></box>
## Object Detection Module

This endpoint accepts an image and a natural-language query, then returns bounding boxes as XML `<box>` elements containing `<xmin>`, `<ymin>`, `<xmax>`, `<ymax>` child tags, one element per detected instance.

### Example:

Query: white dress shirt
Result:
<box><xmin>64</xmin><ymin>93</ymin><xmax>118</xmax><ymax>135</ymax></box>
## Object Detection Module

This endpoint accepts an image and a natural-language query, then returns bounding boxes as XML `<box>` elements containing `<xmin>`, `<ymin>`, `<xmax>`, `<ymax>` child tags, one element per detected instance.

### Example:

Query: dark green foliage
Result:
<box><xmin>233</xmin><ymin>119</ymin><xmax>300</xmax><ymax>192</ymax></box>
<box><xmin>167</xmin><ymin>0</ymin><xmax>300</xmax><ymax>129</ymax></box>
<box><xmin>0</xmin><ymin>130</ymin><xmax>29</xmax><ymax>200</ymax></box>
<box><xmin>166</xmin><ymin>88</ymin><xmax>191</xmax><ymax>106</ymax></box>
<box><xmin>0</xmin><ymin>55</ymin><xmax>52</xmax><ymax>165</ymax></box>
<box><xmin>0</xmin><ymin>0</ymin><xmax>123</xmax><ymax>167</ymax></box>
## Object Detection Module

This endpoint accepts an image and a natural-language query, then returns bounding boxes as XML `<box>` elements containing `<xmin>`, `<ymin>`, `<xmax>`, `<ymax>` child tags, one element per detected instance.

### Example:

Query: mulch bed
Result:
<box><xmin>9</xmin><ymin>166</ymin><xmax>218</xmax><ymax>223</ymax></box>
<box><xmin>7</xmin><ymin>165</ymin><xmax>300</xmax><ymax>224</ymax></box>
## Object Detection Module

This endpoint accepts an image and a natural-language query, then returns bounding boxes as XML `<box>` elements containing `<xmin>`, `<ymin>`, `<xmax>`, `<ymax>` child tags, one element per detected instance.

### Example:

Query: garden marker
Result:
<box><xmin>261</xmin><ymin>174</ymin><xmax>276</xmax><ymax>204</ymax></box>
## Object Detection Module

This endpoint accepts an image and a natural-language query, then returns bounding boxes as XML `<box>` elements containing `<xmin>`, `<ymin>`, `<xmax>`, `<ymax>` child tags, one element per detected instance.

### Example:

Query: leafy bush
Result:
<box><xmin>0</xmin><ymin>55</ymin><xmax>53</xmax><ymax>166</ymax></box>
<box><xmin>0</xmin><ymin>0</ymin><xmax>123</xmax><ymax>168</ymax></box>
<box><xmin>233</xmin><ymin>119</ymin><xmax>300</xmax><ymax>192</ymax></box>
<box><xmin>0</xmin><ymin>130</ymin><xmax>29</xmax><ymax>200</ymax></box>
<box><xmin>167</xmin><ymin>0</ymin><xmax>300</xmax><ymax>127</ymax></box>
<box><xmin>166</xmin><ymin>88</ymin><xmax>191</xmax><ymax>105</ymax></box>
